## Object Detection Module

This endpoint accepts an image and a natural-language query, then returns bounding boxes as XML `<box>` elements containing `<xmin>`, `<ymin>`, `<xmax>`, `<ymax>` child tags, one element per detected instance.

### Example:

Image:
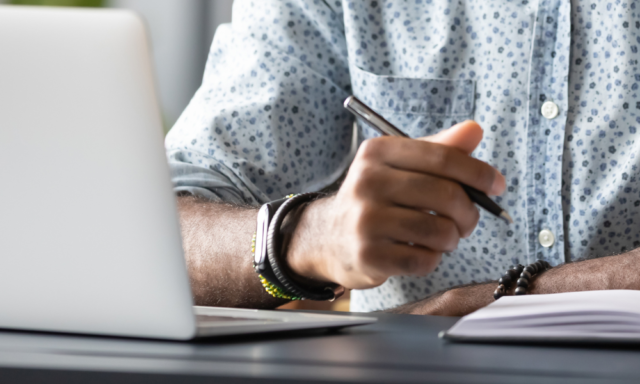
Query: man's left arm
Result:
<box><xmin>389</xmin><ymin>250</ymin><xmax>639</xmax><ymax>316</ymax></box>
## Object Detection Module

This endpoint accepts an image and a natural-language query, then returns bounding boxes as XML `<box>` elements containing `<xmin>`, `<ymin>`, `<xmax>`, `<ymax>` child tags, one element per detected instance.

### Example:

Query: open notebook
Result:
<box><xmin>441</xmin><ymin>290</ymin><xmax>640</xmax><ymax>344</ymax></box>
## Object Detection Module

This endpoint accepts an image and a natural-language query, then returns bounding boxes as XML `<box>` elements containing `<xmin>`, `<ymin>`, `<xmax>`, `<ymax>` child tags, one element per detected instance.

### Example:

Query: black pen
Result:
<box><xmin>343</xmin><ymin>95</ymin><xmax>513</xmax><ymax>224</ymax></box>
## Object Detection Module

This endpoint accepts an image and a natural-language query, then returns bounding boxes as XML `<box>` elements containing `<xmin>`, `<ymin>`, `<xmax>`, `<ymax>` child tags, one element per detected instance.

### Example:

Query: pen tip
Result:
<box><xmin>500</xmin><ymin>211</ymin><xmax>514</xmax><ymax>224</ymax></box>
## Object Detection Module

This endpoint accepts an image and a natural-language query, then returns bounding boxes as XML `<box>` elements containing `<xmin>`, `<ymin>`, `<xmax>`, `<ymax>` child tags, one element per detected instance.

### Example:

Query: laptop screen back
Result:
<box><xmin>0</xmin><ymin>6</ymin><xmax>196</xmax><ymax>339</ymax></box>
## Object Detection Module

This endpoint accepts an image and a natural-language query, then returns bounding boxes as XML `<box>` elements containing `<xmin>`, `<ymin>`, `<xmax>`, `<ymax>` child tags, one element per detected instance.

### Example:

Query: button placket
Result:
<box><xmin>525</xmin><ymin>0</ymin><xmax>571</xmax><ymax>265</ymax></box>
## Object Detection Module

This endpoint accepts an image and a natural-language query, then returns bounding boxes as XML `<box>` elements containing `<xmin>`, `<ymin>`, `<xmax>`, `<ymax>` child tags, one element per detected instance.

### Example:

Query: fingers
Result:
<box><xmin>357</xmin><ymin>136</ymin><xmax>506</xmax><ymax>196</ymax></box>
<box><xmin>326</xmin><ymin>121</ymin><xmax>505</xmax><ymax>289</ymax></box>
<box><xmin>380</xmin><ymin>170</ymin><xmax>480</xmax><ymax>238</ymax></box>
<box><xmin>359</xmin><ymin>241</ymin><xmax>443</xmax><ymax>279</ymax></box>
<box><xmin>373</xmin><ymin>207</ymin><xmax>462</xmax><ymax>251</ymax></box>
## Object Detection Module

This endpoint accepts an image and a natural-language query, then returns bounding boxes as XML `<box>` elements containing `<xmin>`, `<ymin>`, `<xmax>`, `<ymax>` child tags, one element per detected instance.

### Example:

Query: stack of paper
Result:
<box><xmin>441</xmin><ymin>290</ymin><xmax>640</xmax><ymax>343</ymax></box>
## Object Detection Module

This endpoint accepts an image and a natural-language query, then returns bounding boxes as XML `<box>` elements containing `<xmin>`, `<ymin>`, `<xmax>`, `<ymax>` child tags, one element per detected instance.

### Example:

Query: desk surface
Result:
<box><xmin>1</xmin><ymin>311</ymin><xmax>640</xmax><ymax>384</ymax></box>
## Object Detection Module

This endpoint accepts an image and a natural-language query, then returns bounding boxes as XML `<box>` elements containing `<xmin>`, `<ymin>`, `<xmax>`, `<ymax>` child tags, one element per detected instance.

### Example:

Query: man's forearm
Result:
<box><xmin>386</xmin><ymin>282</ymin><xmax>495</xmax><ymax>316</ymax></box>
<box><xmin>176</xmin><ymin>195</ymin><xmax>286</xmax><ymax>308</ymax></box>
<box><xmin>390</xmin><ymin>250</ymin><xmax>640</xmax><ymax>316</ymax></box>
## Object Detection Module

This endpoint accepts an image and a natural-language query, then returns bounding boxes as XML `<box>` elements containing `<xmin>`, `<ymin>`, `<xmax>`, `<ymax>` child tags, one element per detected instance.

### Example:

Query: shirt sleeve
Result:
<box><xmin>165</xmin><ymin>0</ymin><xmax>354</xmax><ymax>206</ymax></box>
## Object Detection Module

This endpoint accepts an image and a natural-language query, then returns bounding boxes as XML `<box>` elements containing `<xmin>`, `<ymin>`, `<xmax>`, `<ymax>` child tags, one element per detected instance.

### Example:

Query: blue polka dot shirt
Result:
<box><xmin>166</xmin><ymin>0</ymin><xmax>640</xmax><ymax>312</ymax></box>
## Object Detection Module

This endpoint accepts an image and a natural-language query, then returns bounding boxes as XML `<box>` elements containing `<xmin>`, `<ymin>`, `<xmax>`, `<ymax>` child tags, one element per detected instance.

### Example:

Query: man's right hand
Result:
<box><xmin>287</xmin><ymin>121</ymin><xmax>506</xmax><ymax>289</ymax></box>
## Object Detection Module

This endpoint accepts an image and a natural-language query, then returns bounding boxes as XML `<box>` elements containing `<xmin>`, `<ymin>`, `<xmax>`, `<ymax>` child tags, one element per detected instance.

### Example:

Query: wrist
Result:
<box><xmin>285</xmin><ymin>196</ymin><xmax>336</xmax><ymax>285</ymax></box>
<box><xmin>258</xmin><ymin>192</ymin><xmax>340</xmax><ymax>301</ymax></box>
<box><xmin>388</xmin><ymin>289</ymin><xmax>468</xmax><ymax>316</ymax></box>
<box><xmin>435</xmin><ymin>288</ymin><xmax>470</xmax><ymax>317</ymax></box>
<box><xmin>438</xmin><ymin>283</ymin><xmax>496</xmax><ymax>316</ymax></box>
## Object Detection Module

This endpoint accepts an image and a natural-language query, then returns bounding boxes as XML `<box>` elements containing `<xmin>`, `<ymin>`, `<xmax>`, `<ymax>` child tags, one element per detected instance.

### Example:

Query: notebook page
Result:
<box><xmin>462</xmin><ymin>290</ymin><xmax>640</xmax><ymax>321</ymax></box>
<box><xmin>446</xmin><ymin>290</ymin><xmax>640</xmax><ymax>339</ymax></box>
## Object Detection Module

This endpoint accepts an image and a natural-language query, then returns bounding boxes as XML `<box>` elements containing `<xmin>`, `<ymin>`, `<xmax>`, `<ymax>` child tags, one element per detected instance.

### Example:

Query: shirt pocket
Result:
<box><xmin>349</xmin><ymin>64</ymin><xmax>476</xmax><ymax>140</ymax></box>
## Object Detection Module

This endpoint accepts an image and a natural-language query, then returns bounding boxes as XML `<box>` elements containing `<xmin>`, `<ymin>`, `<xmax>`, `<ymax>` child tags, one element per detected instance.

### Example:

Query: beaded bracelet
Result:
<box><xmin>514</xmin><ymin>260</ymin><xmax>550</xmax><ymax>296</ymax></box>
<box><xmin>258</xmin><ymin>274</ymin><xmax>303</xmax><ymax>300</ymax></box>
<box><xmin>252</xmin><ymin>233</ymin><xmax>302</xmax><ymax>301</ymax></box>
<box><xmin>493</xmin><ymin>264</ymin><xmax>523</xmax><ymax>300</ymax></box>
<box><xmin>493</xmin><ymin>260</ymin><xmax>551</xmax><ymax>300</ymax></box>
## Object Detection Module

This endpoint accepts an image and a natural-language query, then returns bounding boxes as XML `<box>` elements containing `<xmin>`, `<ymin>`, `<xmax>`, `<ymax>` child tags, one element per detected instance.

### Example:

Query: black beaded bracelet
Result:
<box><xmin>493</xmin><ymin>264</ymin><xmax>523</xmax><ymax>300</ymax></box>
<box><xmin>493</xmin><ymin>260</ymin><xmax>551</xmax><ymax>300</ymax></box>
<box><xmin>514</xmin><ymin>260</ymin><xmax>550</xmax><ymax>296</ymax></box>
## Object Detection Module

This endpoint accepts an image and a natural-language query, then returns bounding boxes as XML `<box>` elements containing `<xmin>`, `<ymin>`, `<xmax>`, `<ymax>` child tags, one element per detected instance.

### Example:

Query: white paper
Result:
<box><xmin>446</xmin><ymin>290</ymin><xmax>640</xmax><ymax>340</ymax></box>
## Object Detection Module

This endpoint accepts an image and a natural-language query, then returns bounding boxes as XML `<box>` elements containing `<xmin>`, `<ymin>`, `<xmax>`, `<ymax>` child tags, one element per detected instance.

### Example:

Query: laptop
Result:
<box><xmin>0</xmin><ymin>5</ymin><xmax>375</xmax><ymax>340</ymax></box>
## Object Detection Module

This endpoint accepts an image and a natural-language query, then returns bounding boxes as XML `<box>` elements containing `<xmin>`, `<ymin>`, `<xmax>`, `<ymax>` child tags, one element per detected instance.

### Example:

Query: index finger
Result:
<box><xmin>358</xmin><ymin>137</ymin><xmax>506</xmax><ymax>196</ymax></box>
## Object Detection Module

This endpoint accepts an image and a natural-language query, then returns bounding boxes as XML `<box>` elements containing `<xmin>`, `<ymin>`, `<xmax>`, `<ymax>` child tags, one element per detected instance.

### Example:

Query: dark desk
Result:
<box><xmin>0</xmin><ymin>312</ymin><xmax>639</xmax><ymax>384</ymax></box>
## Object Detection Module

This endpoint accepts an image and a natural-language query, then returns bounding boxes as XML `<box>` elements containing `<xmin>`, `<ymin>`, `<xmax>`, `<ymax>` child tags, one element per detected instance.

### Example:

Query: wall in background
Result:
<box><xmin>1</xmin><ymin>0</ymin><xmax>234</xmax><ymax>131</ymax></box>
<box><xmin>108</xmin><ymin>0</ymin><xmax>234</xmax><ymax>130</ymax></box>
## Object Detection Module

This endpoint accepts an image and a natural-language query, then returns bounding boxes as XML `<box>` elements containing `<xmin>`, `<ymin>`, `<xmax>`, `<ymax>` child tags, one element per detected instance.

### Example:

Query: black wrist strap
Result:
<box><xmin>253</xmin><ymin>196</ymin><xmax>291</xmax><ymax>294</ymax></box>
<box><xmin>266</xmin><ymin>192</ymin><xmax>339</xmax><ymax>301</ymax></box>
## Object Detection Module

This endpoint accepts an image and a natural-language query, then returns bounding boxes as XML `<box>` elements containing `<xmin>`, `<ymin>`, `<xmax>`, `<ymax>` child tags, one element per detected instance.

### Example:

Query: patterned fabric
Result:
<box><xmin>166</xmin><ymin>0</ymin><xmax>640</xmax><ymax>312</ymax></box>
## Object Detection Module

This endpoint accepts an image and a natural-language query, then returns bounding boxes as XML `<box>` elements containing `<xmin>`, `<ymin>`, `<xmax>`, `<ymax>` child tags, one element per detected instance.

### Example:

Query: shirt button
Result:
<box><xmin>541</xmin><ymin>101</ymin><xmax>559</xmax><ymax>119</ymax></box>
<box><xmin>538</xmin><ymin>229</ymin><xmax>555</xmax><ymax>248</ymax></box>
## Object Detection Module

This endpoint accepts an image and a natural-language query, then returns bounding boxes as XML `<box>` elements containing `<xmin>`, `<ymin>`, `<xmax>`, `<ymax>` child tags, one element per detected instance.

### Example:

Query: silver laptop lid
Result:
<box><xmin>0</xmin><ymin>6</ymin><xmax>196</xmax><ymax>339</ymax></box>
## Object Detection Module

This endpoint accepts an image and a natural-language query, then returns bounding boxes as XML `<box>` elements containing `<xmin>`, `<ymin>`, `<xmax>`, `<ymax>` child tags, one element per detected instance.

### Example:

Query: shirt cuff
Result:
<box><xmin>168</xmin><ymin>160</ymin><xmax>250</xmax><ymax>206</ymax></box>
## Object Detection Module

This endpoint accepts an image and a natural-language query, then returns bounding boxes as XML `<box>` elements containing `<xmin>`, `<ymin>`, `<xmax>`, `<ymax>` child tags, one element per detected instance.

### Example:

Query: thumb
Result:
<box><xmin>419</xmin><ymin>120</ymin><xmax>506</xmax><ymax>196</ymax></box>
<box><xmin>419</xmin><ymin>120</ymin><xmax>483</xmax><ymax>155</ymax></box>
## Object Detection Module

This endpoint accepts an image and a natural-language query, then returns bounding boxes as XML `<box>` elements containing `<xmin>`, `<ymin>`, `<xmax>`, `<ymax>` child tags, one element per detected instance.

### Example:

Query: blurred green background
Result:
<box><xmin>9</xmin><ymin>0</ymin><xmax>102</xmax><ymax>6</ymax></box>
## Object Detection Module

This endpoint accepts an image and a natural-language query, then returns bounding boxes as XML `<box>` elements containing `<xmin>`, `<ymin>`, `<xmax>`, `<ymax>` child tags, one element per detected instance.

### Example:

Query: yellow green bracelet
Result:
<box><xmin>251</xmin><ymin>233</ymin><xmax>302</xmax><ymax>301</ymax></box>
<box><xmin>258</xmin><ymin>275</ymin><xmax>302</xmax><ymax>300</ymax></box>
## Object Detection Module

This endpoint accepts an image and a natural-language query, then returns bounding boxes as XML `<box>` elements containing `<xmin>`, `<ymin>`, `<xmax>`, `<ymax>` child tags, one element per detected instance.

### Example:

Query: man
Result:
<box><xmin>166</xmin><ymin>0</ymin><xmax>640</xmax><ymax>315</ymax></box>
